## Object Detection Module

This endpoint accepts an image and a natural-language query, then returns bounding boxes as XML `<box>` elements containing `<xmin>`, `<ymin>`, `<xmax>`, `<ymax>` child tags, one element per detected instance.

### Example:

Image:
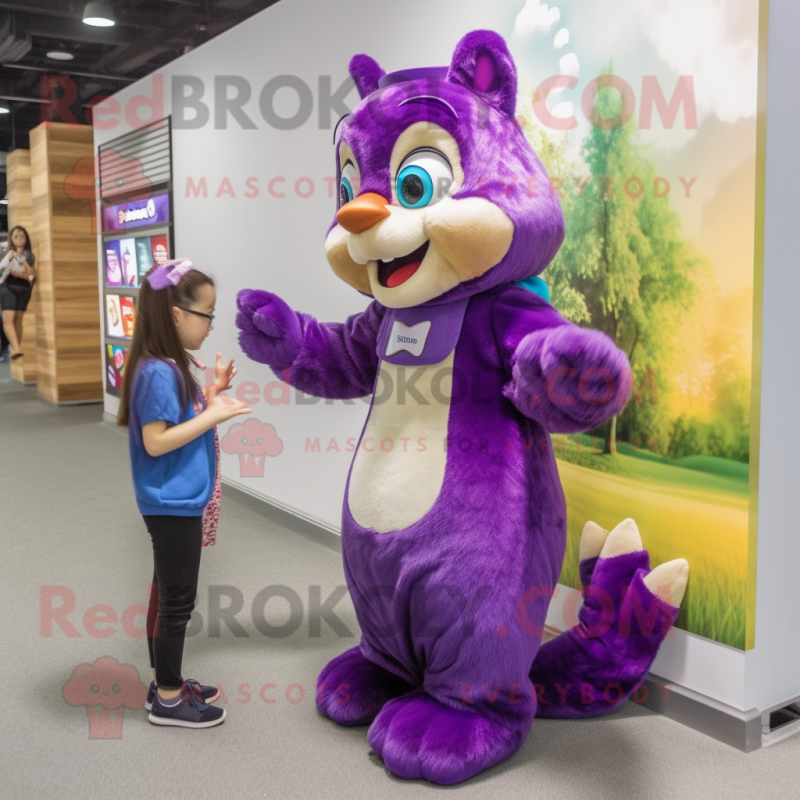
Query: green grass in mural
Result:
<box><xmin>553</xmin><ymin>435</ymin><xmax>749</xmax><ymax>498</ymax></box>
<box><xmin>672</xmin><ymin>455</ymin><xmax>750</xmax><ymax>481</ymax></box>
<box><xmin>556</xmin><ymin>457</ymin><xmax>748</xmax><ymax>650</ymax></box>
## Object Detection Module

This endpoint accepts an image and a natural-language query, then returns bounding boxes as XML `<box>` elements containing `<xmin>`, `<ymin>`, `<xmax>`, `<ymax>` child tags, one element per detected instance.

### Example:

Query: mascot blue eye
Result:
<box><xmin>340</xmin><ymin>176</ymin><xmax>355</xmax><ymax>207</ymax></box>
<box><xmin>397</xmin><ymin>166</ymin><xmax>433</xmax><ymax>208</ymax></box>
<box><xmin>395</xmin><ymin>149</ymin><xmax>454</xmax><ymax>209</ymax></box>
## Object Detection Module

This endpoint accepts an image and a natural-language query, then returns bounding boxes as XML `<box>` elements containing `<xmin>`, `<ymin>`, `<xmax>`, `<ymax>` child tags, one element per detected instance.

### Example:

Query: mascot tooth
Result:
<box><xmin>237</xmin><ymin>29</ymin><xmax>689</xmax><ymax>785</ymax></box>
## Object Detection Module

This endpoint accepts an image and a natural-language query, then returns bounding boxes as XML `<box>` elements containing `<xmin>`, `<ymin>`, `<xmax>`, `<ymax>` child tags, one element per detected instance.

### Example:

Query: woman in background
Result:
<box><xmin>0</xmin><ymin>226</ymin><xmax>36</xmax><ymax>360</ymax></box>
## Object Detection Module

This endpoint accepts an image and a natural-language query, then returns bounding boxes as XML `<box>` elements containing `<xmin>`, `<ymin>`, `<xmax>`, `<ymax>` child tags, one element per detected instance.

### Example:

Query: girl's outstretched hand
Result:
<box><xmin>207</xmin><ymin>393</ymin><xmax>251</xmax><ymax>425</ymax></box>
<box><xmin>205</xmin><ymin>352</ymin><xmax>237</xmax><ymax>404</ymax></box>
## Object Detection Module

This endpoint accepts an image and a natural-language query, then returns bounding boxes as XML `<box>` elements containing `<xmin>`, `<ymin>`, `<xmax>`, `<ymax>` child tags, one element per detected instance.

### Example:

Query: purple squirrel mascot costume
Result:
<box><xmin>237</xmin><ymin>30</ymin><xmax>689</xmax><ymax>785</ymax></box>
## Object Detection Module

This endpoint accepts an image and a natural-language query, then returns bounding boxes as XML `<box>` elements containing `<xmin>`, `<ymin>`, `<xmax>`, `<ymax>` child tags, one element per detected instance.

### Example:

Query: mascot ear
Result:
<box><xmin>447</xmin><ymin>30</ymin><xmax>517</xmax><ymax>119</ymax></box>
<box><xmin>349</xmin><ymin>54</ymin><xmax>386</xmax><ymax>100</ymax></box>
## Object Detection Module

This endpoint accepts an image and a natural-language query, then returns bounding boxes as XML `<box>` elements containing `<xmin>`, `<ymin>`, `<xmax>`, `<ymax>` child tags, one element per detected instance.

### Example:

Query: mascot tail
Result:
<box><xmin>530</xmin><ymin>518</ymin><xmax>688</xmax><ymax>718</ymax></box>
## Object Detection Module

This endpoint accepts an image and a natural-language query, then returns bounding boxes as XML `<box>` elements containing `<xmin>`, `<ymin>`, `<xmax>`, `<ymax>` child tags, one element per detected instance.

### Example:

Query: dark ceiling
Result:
<box><xmin>0</xmin><ymin>0</ymin><xmax>279</xmax><ymax>207</ymax></box>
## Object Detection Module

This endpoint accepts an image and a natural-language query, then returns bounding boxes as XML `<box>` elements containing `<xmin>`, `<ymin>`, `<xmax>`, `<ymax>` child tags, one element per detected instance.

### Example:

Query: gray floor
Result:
<box><xmin>2</xmin><ymin>358</ymin><xmax>799</xmax><ymax>800</ymax></box>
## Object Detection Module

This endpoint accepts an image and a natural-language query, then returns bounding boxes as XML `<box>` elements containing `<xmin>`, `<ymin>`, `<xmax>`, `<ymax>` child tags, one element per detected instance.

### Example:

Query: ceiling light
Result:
<box><xmin>0</xmin><ymin>199</ymin><xmax>8</xmax><ymax>204</ymax></box>
<box><xmin>83</xmin><ymin>3</ymin><xmax>116</xmax><ymax>27</ymax></box>
<box><xmin>47</xmin><ymin>51</ymin><xmax>75</xmax><ymax>61</ymax></box>
<box><xmin>0</xmin><ymin>107</ymin><xmax>10</xmax><ymax>115</ymax></box>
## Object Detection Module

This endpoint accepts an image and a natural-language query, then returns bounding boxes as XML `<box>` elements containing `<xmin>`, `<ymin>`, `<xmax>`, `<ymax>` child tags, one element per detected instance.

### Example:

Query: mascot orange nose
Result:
<box><xmin>336</xmin><ymin>192</ymin><xmax>391</xmax><ymax>233</ymax></box>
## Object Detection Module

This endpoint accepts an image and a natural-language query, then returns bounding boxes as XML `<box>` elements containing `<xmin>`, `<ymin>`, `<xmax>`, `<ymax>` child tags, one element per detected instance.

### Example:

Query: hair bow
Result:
<box><xmin>148</xmin><ymin>258</ymin><xmax>193</xmax><ymax>290</ymax></box>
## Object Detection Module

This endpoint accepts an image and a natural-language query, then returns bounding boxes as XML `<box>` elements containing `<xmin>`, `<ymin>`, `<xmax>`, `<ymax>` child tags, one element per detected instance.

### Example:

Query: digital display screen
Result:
<box><xmin>102</xmin><ymin>193</ymin><xmax>170</xmax><ymax>232</ymax></box>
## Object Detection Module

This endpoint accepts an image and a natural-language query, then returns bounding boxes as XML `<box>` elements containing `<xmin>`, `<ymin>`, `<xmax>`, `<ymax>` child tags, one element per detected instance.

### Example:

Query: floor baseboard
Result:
<box><xmin>40</xmin><ymin>397</ymin><xmax>103</xmax><ymax>407</ymax></box>
<box><xmin>638</xmin><ymin>675</ymin><xmax>762</xmax><ymax>751</ymax></box>
<box><xmin>221</xmin><ymin>480</ymin><xmax>342</xmax><ymax>554</ymax></box>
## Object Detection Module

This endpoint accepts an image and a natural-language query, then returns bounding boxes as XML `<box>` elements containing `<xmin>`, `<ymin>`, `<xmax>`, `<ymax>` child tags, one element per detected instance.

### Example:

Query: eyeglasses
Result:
<box><xmin>176</xmin><ymin>306</ymin><xmax>215</xmax><ymax>326</ymax></box>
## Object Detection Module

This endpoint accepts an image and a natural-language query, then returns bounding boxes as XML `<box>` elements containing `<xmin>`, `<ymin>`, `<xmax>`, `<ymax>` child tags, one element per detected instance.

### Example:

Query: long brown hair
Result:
<box><xmin>8</xmin><ymin>225</ymin><xmax>32</xmax><ymax>253</ymax></box>
<box><xmin>117</xmin><ymin>266</ymin><xmax>215</xmax><ymax>426</ymax></box>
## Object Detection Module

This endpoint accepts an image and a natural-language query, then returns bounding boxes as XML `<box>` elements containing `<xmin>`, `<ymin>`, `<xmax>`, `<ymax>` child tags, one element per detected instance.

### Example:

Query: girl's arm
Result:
<box><xmin>143</xmin><ymin>393</ymin><xmax>249</xmax><ymax>457</ymax></box>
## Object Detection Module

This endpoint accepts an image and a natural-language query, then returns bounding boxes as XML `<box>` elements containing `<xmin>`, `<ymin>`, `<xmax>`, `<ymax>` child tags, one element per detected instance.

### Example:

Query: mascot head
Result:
<box><xmin>325</xmin><ymin>29</ymin><xmax>565</xmax><ymax>308</ymax></box>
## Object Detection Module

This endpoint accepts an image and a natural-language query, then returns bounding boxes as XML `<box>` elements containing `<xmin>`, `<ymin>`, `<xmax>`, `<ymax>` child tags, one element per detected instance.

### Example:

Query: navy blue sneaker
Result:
<box><xmin>148</xmin><ymin>682</ymin><xmax>226</xmax><ymax>728</ymax></box>
<box><xmin>145</xmin><ymin>678</ymin><xmax>220</xmax><ymax>711</ymax></box>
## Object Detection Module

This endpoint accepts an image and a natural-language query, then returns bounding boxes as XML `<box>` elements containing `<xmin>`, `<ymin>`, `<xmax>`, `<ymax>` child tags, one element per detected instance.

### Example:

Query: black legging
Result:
<box><xmin>144</xmin><ymin>514</ymin><xmax>203</xmax><ymax>689</ymax></box>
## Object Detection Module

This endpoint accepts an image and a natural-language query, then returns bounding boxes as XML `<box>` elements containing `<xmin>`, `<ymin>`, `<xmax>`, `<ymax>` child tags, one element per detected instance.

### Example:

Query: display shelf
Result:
<box><xmin>98</xmin><ymin>118</ymin><xmax>174</xmax><ymax>399</ymax></box>
<box><xmin>101</xmin><ymin>221</ymin><xmax>173</xmax><ymax>239</ymax></box>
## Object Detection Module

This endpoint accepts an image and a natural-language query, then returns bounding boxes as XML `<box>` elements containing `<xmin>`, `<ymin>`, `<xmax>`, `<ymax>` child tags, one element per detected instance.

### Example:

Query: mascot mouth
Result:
<box><xmin>377</xmin><ymin>241</ymin><xmax>430</xmax><ymax>288</ymax></box>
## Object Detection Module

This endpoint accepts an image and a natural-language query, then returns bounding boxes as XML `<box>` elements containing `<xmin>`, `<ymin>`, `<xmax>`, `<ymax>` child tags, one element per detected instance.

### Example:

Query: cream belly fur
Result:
<box><xmin>348</xmin><ymin>352</ymin><xmax>454</xmax><ymax>533</ymax></box>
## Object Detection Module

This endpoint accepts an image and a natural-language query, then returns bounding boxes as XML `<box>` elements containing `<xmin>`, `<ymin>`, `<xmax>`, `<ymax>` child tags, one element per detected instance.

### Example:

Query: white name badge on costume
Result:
<box><xmin>386</xmin><ymin>319</ymin><xmax>432</xmax><ymax>358</ymax></box>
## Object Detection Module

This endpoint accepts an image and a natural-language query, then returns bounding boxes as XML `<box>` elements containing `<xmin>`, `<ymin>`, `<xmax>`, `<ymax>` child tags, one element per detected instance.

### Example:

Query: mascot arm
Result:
<box><xmin>236</xmin><ymin>288</ymin><xmax>385</xmax><ymax>399</ymax></box>
<box><xmin>493</xmin><ymin>288</ymin><xmax>631</xmax><ymax>433</ymax></box>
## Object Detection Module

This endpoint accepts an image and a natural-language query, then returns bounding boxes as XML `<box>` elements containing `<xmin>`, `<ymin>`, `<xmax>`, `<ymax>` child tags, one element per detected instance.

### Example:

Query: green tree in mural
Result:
<box><xmin>535</xmin><ymin>68</ymin><xmax>700</xmax><ymax>454</ymax></box>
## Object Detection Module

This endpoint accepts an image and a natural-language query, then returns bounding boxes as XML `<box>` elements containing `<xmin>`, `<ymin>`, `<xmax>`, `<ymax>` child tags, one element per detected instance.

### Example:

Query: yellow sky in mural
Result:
<box><xmin>662</xmin><ymin>118</ymin><xmax>756</xmax><ymax>417</ymax></box>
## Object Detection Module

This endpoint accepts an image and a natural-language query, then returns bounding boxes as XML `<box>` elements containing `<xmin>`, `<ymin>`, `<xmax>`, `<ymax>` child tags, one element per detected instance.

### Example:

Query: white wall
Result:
<box><xmin>742</xmin><ymin>0</ymin><xmax>800</xmax><ymax>713</ymax></box>
<box><xmin>96</xmin><ymin>0</ymin><xmax>799</xmax><ymax>714</ymax></box>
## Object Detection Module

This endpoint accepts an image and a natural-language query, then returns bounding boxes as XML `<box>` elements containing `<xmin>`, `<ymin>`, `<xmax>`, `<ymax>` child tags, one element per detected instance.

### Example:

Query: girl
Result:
<box><xmin>118</xmin><ymin>259</ymin><xmax>250</xmax><ymax>728</ymax></box>
<box><xmin>0</xmin><ymin>226</ymin><xmax>36</xmax><ymax>360</ymax></box>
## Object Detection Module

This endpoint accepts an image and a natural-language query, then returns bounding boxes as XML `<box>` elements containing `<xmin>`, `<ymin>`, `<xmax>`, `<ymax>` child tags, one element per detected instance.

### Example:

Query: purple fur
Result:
<box><xmin>447</xmin><ymin>30</ymin><xmax>518</xmax><ymax>119</ymax></box>
<box><xmin>368</xmin><ymin>690</ymin><xmax>523</xmax><ymax>785</ymax></box>
<box><xmin>236</xmin><ymin>288</ymin><xmax>385</xmax><ymax>398</ymax></box>
<box><xmin>236</xmin><ymin>289</ymin><xmax>302</xmax><ymax>367</ymax></box>
<box><xmin>494</xmin><ymin>287</ymin><xmax>632</xmax><ymax>431</ymax></box>
<box><xmin>579</xmin><ymin>556</ymin><xmax>600</xmax><ymax>589</ymax></box>
<box><xmin>336</xmin><ymin>288</ymin><xmax>567</xmax><ymax>784</ymax></box>
<box><xmin>316</xmin><ymin>646</ymin><xmax>414</xmax><ymax>726</ymax></box>
<box><xmin>531</xmin><ymin>551</ymin><xmax>679</xmax><ymax>719</ymax></box>
<box><xmin>348</xmin><ymin>54</ymin><xmax>385</xmax><ymax>100</ymax></box>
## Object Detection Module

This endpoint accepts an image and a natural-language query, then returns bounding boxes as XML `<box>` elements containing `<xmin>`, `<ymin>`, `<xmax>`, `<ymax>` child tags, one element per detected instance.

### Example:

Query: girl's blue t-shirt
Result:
<box><xmin>129</xmin><ymin>359</ymin><xmax>215</xmax><ymax>516</ymax></box>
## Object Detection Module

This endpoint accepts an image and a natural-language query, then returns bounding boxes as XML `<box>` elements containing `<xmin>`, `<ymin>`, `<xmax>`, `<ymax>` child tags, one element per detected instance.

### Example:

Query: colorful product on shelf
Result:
<box><xmin>106</xmin><ymin>296</ymin><xmax>124</xmax><ymax>337</ymax></box>
<box><xmin>105</xmin><ymin>239</ymin><xmax>122</xmax><ymax>286</ymax></box>
<box><xmin>135</xmin><ymin>236</ymin><xmax>153</xmax><ymax>279</ymax></box>
<box><xmin>119</xmin><ymin>238</ymin><xmax>138</xmax><ymax>287</ymax></box>
<box><xmin>106</xmin><ymin>344</ymin><xmax>127</xmax><ymax>390</ymax></box>
<box><xmin>120</xmin><ymin>296</ymin><xmax>135</xmax><ymax>337</ymax></box>
<box><xmin>151</xmin><ymin>234</ymin><xmax>169</xmax><ymax>265</ymax></box>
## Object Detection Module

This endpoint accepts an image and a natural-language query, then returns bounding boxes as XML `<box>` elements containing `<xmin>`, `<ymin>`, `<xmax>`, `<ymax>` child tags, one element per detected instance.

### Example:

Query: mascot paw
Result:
<box><xmin>235</xmin><ymin>288</ymin><xmax>302</xmax><ymax>367</ymax></box>
<box><xmin>511</xmin><ymin>326</ymin><xmax>631</xmax><ymax>429</ymax></box>
<box><xmin>367</xmin><ymin>690</ymin><xmax>521</xmax><ymax>785</ymax></box>
<box><xmin>316</xmin><ymin>647</ymin><xmax>414</xmax><ymax>726</ymax></box>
